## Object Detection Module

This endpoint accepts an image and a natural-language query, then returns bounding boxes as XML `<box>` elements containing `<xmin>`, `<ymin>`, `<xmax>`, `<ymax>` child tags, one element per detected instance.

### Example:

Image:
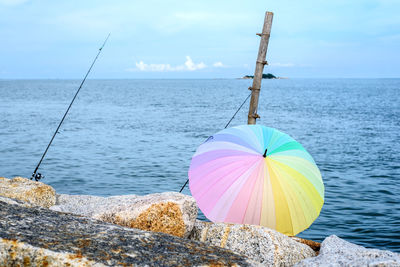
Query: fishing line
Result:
<box><xmin>31</xmin><ymin>34</ymin><xmax>110</xmax><ymax>181</ymax></box>
<box><xmin>179</xmin><ymin>91</ymin><xmax>252</xmax><ymax>192</ymax></box>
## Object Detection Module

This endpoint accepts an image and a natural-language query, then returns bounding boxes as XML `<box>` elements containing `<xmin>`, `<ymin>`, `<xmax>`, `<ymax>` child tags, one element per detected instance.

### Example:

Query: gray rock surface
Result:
<box><xmin>0</xmin><ymin>239</ymin><xmax>102</xmax><ymax>267</ymax></box>
<box><xmin>0</xmin><ymin>196</ymin><xmax>36</xmax><ymax>208</ymax></box>
<box><xmin>52</xmin><ymin>193</ymin><xmax>106</xmax><ymax>215</ymax></box>
<box><xmin>0</xmin><ymin>198</ymin><xmax>259</xmax><ymax>266</ymax></box>
<box><xmin>51</xmin><ymin>192</ymin><xmax>197</xmax><ymax>238</ymax></box>
<box><xmin>0</xmin><ymin>176</ymin><xmax>56</xmax><ymax>207</ymax></box>
<box><xmin>295</xmin><ymin>235</ymin><xmax>400</xmax><ymax>267</ymax></box>
<box><xmin>189</xmin><ymin>220</ymin><xmax>316</xmax><ymax>266</ymax></box>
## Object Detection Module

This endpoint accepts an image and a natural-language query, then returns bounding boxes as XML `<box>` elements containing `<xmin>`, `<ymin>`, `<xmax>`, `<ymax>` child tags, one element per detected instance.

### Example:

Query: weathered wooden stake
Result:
<box><xmin>247</xmin><ymin>11</ymin><xmax>273</xmax><ymax>125</ymax></box>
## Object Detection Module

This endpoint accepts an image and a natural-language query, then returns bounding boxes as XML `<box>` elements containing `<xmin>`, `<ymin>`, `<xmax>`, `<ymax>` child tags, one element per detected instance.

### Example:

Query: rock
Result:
<box><xmin>294</xmin><ymin>235</ymin><xmax>400</xmax><ymax>267</ymax></box>
<box><xmin>0</xmin><ymin>196</ymin><xmax>36</xmax><ymax>208</ymax></box>
<box><xmin>0</xmin><ymin>239</ymin><xmax>100</xmax><ymax>267</ymax></box>
<box><xmin>189</xmin><ymin>220</ymin><xmax>316</xmax><ymax>266</ymax></box>
<box><xmin>50</xmin><ymin>192</ymin><xmax>198</xmax><ymax>238</ymax></box>
<box><xmin>290</xmin><ymin>237</ymin><xmax>321</xmax><ymax>252</ymax></box>
<box><xmin>0</xmin><ymin>198</ymin><xmax>259</xmax><ymax>266</ymax></box>
<box><xmin>0</xmin><ymin>176</ymin><xmax>56</xmax><ymax>208</ymax></box>
<box><xmin>52</xmin><ymin>193</ymin><xmax>106</xmax><ymax>216</ymax></box>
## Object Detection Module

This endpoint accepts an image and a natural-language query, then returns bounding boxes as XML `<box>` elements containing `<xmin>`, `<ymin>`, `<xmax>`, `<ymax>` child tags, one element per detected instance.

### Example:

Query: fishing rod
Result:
<box><xmin>179</xmin><ymin>92</ymin><xmax>252</xmax><ymax>192</ymax></box>
<box><xmin>31</xmin><ymin>34</ymin><xmax>110</xmax><ymax>181</ymax></box>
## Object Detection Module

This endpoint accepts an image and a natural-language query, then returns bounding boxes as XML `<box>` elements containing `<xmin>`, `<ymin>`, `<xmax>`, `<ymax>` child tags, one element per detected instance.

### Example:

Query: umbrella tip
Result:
<box><xmin>263</xmin><ymin>148</ymin><xmax>268</xmax><ymax>158</ymax></box>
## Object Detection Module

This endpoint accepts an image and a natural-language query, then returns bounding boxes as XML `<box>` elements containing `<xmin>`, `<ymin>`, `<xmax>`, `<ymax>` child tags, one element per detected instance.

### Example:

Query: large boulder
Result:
<box><xmin>0</xmin><ymin>198</ymin><xmax>259</xmax><ymax>266</ymax></box>
<box><xmin>0</xmin><ymin>176</ymin><xmax>55</xmax><ymax>208</ymax></box>
<box><xmin>189</xmin><ymin>220</ymin><xmax>316</xmax><ymax>266</ymax></box>
<box><xmin>50</xmin><ymin>192</ymin><xmax>198</xmax><ymax>238</ymax></box>
<box><xmin>294</xmin><ymin>235</ymin><xmax>400</xmax><ymax>266</ymax></box>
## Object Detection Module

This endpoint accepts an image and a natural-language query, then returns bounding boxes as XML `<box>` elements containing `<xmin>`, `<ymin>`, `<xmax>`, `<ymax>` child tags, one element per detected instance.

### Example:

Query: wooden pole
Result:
<box><xmin>247</xmin><ymin>11</ymin><xmax>273</xmax><ymax>125</ymax></box>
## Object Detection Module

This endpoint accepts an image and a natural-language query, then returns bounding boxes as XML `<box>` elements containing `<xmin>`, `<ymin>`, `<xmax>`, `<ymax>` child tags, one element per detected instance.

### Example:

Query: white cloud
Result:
<box><xmin>128</xmin><ymin>56</ymin><xmax>207</xmax><ymax>72</ymax></box>
<box><xmin>134</xmin><ymin>61</ymin><xmax>175</xmax><ymax>72</ymax></box>
<box><xmin>0</xmin><ymin>0</ymin><xmax>28</xmax><ymax>5</ymax></box>
<box><xmin>213</xmin><ymin>62</ymin><xmax>224</xmax><ymax>67</ymax></box>
<box><xmin>184</xmin><ymin>56</ymin><xmax>206</xmax><ymax>71</ymax></box>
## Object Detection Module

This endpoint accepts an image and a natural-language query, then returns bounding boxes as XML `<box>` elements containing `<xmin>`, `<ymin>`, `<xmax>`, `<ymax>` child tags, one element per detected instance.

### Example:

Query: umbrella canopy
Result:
<box><xmin>188</xmin><ymin>125</ymin><xmax>324</xmax><ymax>236</ymax></box>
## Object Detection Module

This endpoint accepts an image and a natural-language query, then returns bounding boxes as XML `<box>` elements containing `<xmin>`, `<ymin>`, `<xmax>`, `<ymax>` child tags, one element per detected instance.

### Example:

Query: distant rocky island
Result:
<box><xmin>241</xmin><ymin>73</ymin><xmax>287</xmax><ymax>79</ymax></box>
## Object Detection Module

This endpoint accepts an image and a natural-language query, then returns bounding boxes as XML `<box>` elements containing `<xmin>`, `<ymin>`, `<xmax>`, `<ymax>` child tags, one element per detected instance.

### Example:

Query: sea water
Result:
<box><xmin>0</xmin><ymin>78</ymin><xmax>399</xmax><ymax>251</ymax></box>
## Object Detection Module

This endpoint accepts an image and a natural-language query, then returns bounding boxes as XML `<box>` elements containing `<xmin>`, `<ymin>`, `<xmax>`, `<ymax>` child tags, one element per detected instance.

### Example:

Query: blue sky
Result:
<box><xmin>0</xmin><ymin>0</ymin><xmax>399</xmax><ymax>78</ymax></box>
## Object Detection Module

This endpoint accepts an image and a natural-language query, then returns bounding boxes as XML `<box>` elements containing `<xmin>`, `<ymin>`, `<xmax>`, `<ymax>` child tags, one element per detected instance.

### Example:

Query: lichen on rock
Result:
<box><xmin>290</xmin><ymin>236</ymin><xmax>321</xmax><ymax>252</ymax></box>
<box><xmin>51</xmin><ymin>192</ymin><xmax>198</xmax><ymax>238</ymax></box>
<box><xmin>104</xmin><ymin>202</ymin><xmax>186</xmax><ymax>237</ymax></box>
<box><xmin>0</xmin><ymin>176</ymin><xmax>56</xmax><ymax>208</ymax></box>
<box><xmin>0</xmin><ymin>238</ymin><xmax>101</xmax><ymax>267</ymax></box>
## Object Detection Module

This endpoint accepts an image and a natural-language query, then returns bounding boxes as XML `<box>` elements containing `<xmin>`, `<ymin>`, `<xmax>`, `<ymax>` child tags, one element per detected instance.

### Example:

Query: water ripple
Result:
<box><xmin>0</xmin><ymin>78</ymin><xmax>399</xmax><ymax>252</ymax></box>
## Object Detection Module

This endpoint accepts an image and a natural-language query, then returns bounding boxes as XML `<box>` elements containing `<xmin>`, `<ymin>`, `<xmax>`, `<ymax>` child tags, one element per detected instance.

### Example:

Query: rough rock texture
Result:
<box><xmin>0</xmin><ymin>239</ymin><xmax>101</xmax><ymax>267</ymax></box>
<box><xmin>0</xmin><ymin>198</ymin><xmax>259</xmax><ymax>266</ymax></box>
<box><xmin>290</xmin><ymin>237</ymin><xmax>321</xmax><ymax>252</ymax></box>
<box><xmin>0</xmin><ymin>176</ymin><xmax>56</xmax><ymax>208</ymax></box>
<box><xmin>0</xmin><ymin>196</ymin><xmax>36</xmax><ymax>208</ymax></box>
<box><xmin>295</xmin><ymin>235</ymin><xmax>400</xmax><ymax>267</ymax></box>
<box><xmin>189</xmin><ymin>220</ymin><xmax>316</xmax><ymax>266</ymax></box>
<box><xmin>50</xmin><ymin>192</ymin><xmax>198</xmax><ymax>238</ymax></box>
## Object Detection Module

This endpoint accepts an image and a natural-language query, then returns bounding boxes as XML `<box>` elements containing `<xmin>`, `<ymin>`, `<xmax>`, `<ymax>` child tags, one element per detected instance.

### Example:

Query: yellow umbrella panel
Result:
<box><xmin>189</xmin><ymin>125</ymin><xmax>324</xmax><ymax>236</ymax></box>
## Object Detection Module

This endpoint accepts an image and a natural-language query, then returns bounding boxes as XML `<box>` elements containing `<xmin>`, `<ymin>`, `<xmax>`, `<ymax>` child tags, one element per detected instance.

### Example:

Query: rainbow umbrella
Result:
<box><xmin>188</xmin><ymin>125</ymin><xmax>324</xmax><ymax>236</ymax></box>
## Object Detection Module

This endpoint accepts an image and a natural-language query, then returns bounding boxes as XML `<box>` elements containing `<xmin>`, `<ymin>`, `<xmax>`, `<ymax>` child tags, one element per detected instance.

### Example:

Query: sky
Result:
<box><xmin>0</xmin><ymin>0</ymin><xmax>399</xmax><ymax>79</ymax></box>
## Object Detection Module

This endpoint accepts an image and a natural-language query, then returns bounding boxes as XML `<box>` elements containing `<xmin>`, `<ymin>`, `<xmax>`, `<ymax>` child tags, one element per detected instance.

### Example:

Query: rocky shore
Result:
<box><xmin>1</xmin><ymin>176</ymin><xmax>399</xmax><ymax>266</ymax></box>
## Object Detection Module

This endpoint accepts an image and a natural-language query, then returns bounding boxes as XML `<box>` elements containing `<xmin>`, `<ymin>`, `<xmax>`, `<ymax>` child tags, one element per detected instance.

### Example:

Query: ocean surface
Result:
<box><xmin>0</xmin><ymin>79</ymin><xmax>399</xmax><ymax>252</ymax></box>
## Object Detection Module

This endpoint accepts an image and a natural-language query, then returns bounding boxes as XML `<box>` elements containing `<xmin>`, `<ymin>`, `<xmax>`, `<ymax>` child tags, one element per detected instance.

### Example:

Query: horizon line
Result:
<box><xmin>1</xmin><ymin>77</ymin><xmax>400</xmax><ymax>80</ymax></box>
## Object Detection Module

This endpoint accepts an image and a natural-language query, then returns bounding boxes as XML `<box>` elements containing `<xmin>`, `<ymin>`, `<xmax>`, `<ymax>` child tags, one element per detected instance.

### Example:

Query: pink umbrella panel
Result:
<box><xmin>188</xmin><ymin>125</ymin><xmax>324</xmax><ymax>236</ymax></box>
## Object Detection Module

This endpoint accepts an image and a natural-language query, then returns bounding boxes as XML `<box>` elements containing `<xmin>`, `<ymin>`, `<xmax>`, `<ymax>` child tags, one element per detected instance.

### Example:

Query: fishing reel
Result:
<box><xmin>31</xmin><ymin>172</ymin><xmax>44</xmax><ymax>181</ymax></box>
